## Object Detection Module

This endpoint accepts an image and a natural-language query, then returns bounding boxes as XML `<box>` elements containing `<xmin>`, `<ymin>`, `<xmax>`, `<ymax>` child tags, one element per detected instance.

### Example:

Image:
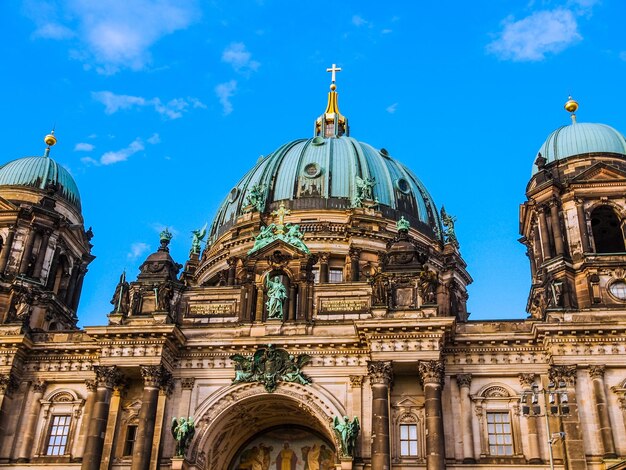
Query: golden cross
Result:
<box><xmin>326</xmin><ymin>63</ymin><xmax>342</xmax><ymax>83</ymax></box>
<box><xmin>271</xmin><ymin>202</ymin><xmax>291</xmax><ymax>226</ymax></box>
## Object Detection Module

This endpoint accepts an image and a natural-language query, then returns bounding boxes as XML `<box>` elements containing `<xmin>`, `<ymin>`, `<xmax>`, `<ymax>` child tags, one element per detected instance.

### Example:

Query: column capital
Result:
<box><xmin>227</xmin><ymin>256</ymin><xmax>238</xmax><ymax>267</ymax></box>
<box><xmin>418</xmin><ymin>360</ymin><xmax>444</xmax><ymax>386</ymax></box>
<box><xmin>181</xmin><ymin>377</ymin><xmax>196</xmax><ymax>390</ymax></box>
<box><xmin>0</xmin><ymin>373</ymin><xmax>19</xmax><ymax>395</ymax></box>
<box><xmin>319</xmin><ymin>252</ymin><xmax>330</xmax><ymax>263</ymax></box>
<box><xmin>32</xmin><ymin>380</ymin><xmax>47</xmax><ymax>394</ymax></box>
<box><xmin>367</xmin><ymin>361</ymin><xmax>393</xmax><ymax>386</ymax></box>
<box><xmin>456</xmin><ymin>373</ymin><xmax>472</xmax><ymax>388</ymax></box>
<box><xmin>549</xmin><ymin>365</ymin><xmax>577</xmax><ymax>387</ymax></box>
<box><xmin>349</xmin><ymin>375</ymin><xmax>364</xmax><ymax>388</ymax></box>
<box><xmin>518</xmin><ymin>373</ymin><xmax>536</xmax><ymax>389</ymax></box>
<box><xmin>589</xmin><ymin>365</ymin><xmax>605</xmax><ymax>379</ymax></box>
<box><xmin>140</xmin><ymin>364</ymin><xmax>172</xmax><ymax>390</ymax></box>
<box><xmin>94</xmin><ymin>365</ymin><xmax>123</xmax><ymax>389</ymax></box>
<box><xmin>85</xmin><ymin>379</ymin><xmax>97</xmax><ymax>392</ymax></box>
<box><xmin>349</xmin><ymin>247</ymin><xmax>362</xmax><ymax>260</ymax></box>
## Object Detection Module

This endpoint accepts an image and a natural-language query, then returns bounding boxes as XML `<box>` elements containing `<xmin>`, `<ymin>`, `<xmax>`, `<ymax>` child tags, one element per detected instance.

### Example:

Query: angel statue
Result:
<box><xmin>190</xmin><ymin>223</ymin><xmax>208</xmax><ymax>254</ymax></box>
<box><xmin>440</xmin><ymin>206</ymin><xmax>458</xmax><ymax>247</ymax></box>
<box><xmin>171</xmin><ymin>417</ymin><xmax>195</xmax><ymax>457</ymax></box>
<box><xmin>333</xmin><ymin>415</ymin><xmax>360</xmax><ymax>457</ymax></box>
<box><xmin>266</xmin><ymin>276</ymin><xmax>287</xmax><ymax>319</ymax></box>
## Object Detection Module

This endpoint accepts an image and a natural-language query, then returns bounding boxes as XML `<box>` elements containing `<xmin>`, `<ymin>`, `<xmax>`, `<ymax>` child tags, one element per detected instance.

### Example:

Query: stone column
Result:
<box><xmin>18</xmin><ymin>229</ymin><xmax>37</xmax><ymax>274</ymax></box>
<box><xmin>178</xmin><ymin>378</ymin><xmax>195</xmax><ymax>418</ymax></box>
<box><xmin>132</xmin><ymin>365</ymin><xmax>171</xmax><ymax>470</ymax></box>
<box><xmin>518</xmin><ymin>374</ymin><xmax>541</xmax><ymax>464</ymax></box>
<box><xmin>533</xmin><ymin>224</ymin><xmax>544</xmax><ymax>267</ymax></box>
<box><xmin>0</xmin><ymin>374</ymin><xmax>18</xmax><ymax>457</ymax></box>
<box><xmin>575</xmin><ymin>199</ymin><xmax>591</xmax><ymax>253</ymax></box>
<box><xmin>418</xmin><ymin>360</ymin><xmax>445</xmax><ymax>470</ymax></box>
<box><xmin>82</xmin><ymin>366</ymin><xmax>122</xmax><ymax>470</ymax></box>
<box><xmin>70</xmin><ymin>266</ymin><xmax>87</xmax><ymax>310</ymax></box>
<box><xmin>538</xmin><ymin>207</ymin><xmax>553</xmax><ymax>260</ymax></box>
<box><xmin>32</xmin><ymin>229</ymin><xmax>51</xmax><ymax>279</ymax></box>
<box><xmin>549</xmin><ymin>366</ymin><xmax>587</xmax><ymax>470</ymax></box>
<box><xmin>549</xmin><ymin>200</ymin><xmax>565</xmax><ymax>256</ymax></box>
<box><xmin>349</xmin><ymin>248</ymin><xmax>361</xmax><ymax>282</ymax></box>
<box><xmin>75</xmin><ymin>380</ymin><xmax>97</xmax><ymax>460</ymax></box>
<box><xmin>16</xmin><ymin>381</ymin><xmax>46</xmax><ymax>462</ymax></box>
<box><xmin>227</xmin><ymin>257</ymin><xmax>237</xmax><ymax>286</ymax></box>
<box><xmin>368</xmin><ymin>361</ymin><xmax>393</xmax><ymax>470</ymax></box>
<box><xmin>589</xmin><ymin>366</ymin><xmax>616</xmax><ymax>458</ymax></box>
<box><xmin>255</xmin><ymin>285</ymin><xmax>264</xmax><ymax>321</ymax></box>
<box><xmin>100</xmin><ymin>383</ymin><xmax>125</xmax><ymax>470</ymax></box>
<box><xmin>456</xmin><ymin>374</ymin><xmax>474</xmax><ymax>463</ymax></box>
<box><xmin>288</xmin><ymin>285</ymin><xmax>296</xmax><ymax>321</ymax></box>
<box><xmin>319</xmin><ymin>253</ymin><xmax>330</xmax><ymax>284</ymax></box>
<box><xmin>0</xmin><ymin>226</ymin><xmax>16</xmax><ymax>274</ymax></box>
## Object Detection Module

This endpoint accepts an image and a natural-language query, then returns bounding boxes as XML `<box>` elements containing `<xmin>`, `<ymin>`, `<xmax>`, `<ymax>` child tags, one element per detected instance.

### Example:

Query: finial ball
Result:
<box><xmin>564</xmin><ymin>97</ymin><xmax>578</xmax><ymax>113</ymax></box>
<box><xmin>44</xmin><ymin>133</ymin><xmax>57</xmax><ymax>147</ymax></box>
<box><xmin>330</xmin><ymin>83</ymin><xmax>337</xmax><ymax>91</ymax></box>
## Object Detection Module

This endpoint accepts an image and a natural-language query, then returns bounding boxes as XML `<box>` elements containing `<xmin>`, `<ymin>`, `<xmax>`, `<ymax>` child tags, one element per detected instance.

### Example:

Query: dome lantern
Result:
<box><xmin>314</xmin><ymin>64</ymin><xmax>349</xmax><ymax>138</ymax></box>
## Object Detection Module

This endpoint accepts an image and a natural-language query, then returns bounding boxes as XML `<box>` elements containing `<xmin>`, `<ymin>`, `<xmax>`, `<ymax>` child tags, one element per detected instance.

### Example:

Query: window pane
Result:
<box><xmin>401</xmin><ymin>442</ymin><xmax>409</xmax><ymax>455</ymax></box>
<box><xmin>409</xmin><ymin>426</ymin><xmax>417</xmax><ymax>439</ymax></box>
<box><xmin>46</xmin><ymin>415</ymin><xmax>71</xmax><ymax>456</ymax></box>
<box><xmin>486</xmin><ymin>412</ymin><xmax>513</xmax><ymax>456</ymax></box>
<box><xmin>400</xmin><ymin>426</ymin><xmax>408</xmax><ymax>439</ymax></box>
<box><xmin>409</xmin><ymin>442</ymin><xmax>418</xmax><ymax>455</ymax></box>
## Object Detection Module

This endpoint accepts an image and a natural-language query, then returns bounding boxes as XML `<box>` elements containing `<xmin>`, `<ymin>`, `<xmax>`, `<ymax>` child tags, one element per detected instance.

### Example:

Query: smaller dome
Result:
<box><xmin>534</xmin><ymin>123</ymin><xmax>626</xmax><ymax>174</ymax></box>
<box><xmin>0</xmin><ymin>156</ymin><xmax>81</xmax><ymax>209</ymax></box>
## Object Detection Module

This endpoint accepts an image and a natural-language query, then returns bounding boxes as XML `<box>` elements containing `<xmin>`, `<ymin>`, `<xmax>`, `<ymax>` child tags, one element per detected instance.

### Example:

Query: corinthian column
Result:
<box><xmin>368</xmin><ymin>361</ymin><xmax>393</xmax><ymax>470</ymax></box>
<box><xmin>131</xmin><ymin>365</ymin><xmax>172</xmax><ymax>470</ymax></box>
<box><xmin>456</xmin><ymin>374</ymin><xmax>474</xmax><ymax>463</ymax></box>
<box><xmin>419</xmin><ymin>360</ymin><xmax>445</xmax><ymax>470</ymax></box>
<box><xmin>549</xmin><ymin>200</ymin><xmax>565</xmax><ymax>256</ymax></box>
<box><xmin>589</xmin><ymin>366</ymin><xmax>616</xmax><ymax>458</ymax></box>
<box><xmin>518</xmin><ymin>374</ymin><xmax>541</xmax><ymax>463</ymax></box>
<box><xmin>16</xmin><ymin>381</ymin><xmax>46</xmax><ymax>462</ymax></box>
<box><xmin>81</xmin><ymin>366</ymin><xmax>122</xmax><ymax>470</ymax></box>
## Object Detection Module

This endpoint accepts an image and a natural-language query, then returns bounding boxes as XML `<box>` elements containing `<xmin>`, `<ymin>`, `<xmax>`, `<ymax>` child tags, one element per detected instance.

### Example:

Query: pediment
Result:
<box><xmin>570</xmin><ymin>162</ymin><xmax>626</xmax><ymax>183</ymax></box>
<box><xmin>246</xmin><ymin>238</ymin><xmax>307</xmax><ymax>260</ymax></box>
<box><xmin>394</xmin><ymin>396</ymin><xmax>421</xmax><ymax>409</ymax></box>
<box><xmin>0</xmin><ymin>195</ymin><xmax>18</xmax><ymax>211</ymax></box>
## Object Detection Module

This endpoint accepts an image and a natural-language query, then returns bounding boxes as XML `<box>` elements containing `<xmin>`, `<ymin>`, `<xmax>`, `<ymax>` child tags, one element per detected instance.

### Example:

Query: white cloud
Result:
<box><xmin>222</xmin><ymin>42</ymin><xmax>260</xmax><ymax>73</ymax></box>
<box><xmin>147</xmin><ymin>133</ymin><xmax>161</xmax><ymax>145</ymax></box>
<box><xmin>352</xmin><ymin>15</ymin><xmax>368</xmax><ymax>27</ymax></box>
<box><xmin>127</xmin><ymin>242</ymin><xmax>150</xmax><ymax>260</ymax></box>
<box><xmin>100</xmin><ymin>138</ymin><xmax>145</xmax><ymax>165</ymax></box>
<box><xmin>92</xmin><ymin>91</ymin><xmax>204</xmax><ymax>119</ymax></box>
<box><xmin>74</xmin><ymin>142</ymin><xmax>95</xmax><ymax>152</ymax></box>
<box><xmin>487</xmin><ymin>8</ymin><xmax>582</xmax><ymax>61</ymax></box>
<box><xmin>215</xmin><ymin>80</ymin><xmax>237</xmax><ymax>115</ymax></box>
<box><xmin>386</xmin><ymin>103</ymin><xmax>398</xmax><ymax>114</ymax></box>
<box><xmin>25</xmin><ymin>0</ymin><xmax>199</xmax><ymax>74</ymax></box>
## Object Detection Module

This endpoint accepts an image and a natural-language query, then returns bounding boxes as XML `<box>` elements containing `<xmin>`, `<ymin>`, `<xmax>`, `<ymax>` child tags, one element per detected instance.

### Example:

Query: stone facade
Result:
<box><xmin>0</xmin><ymin>96</ymin><xmax>625</xmax><ymax>470</ymax></box>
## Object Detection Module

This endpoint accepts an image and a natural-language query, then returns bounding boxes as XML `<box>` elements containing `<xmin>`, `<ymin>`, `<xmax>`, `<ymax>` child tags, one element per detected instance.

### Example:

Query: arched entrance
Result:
<box><xmin>191</xmin><ymin>382</ymin><xmax>344</xmax><ymax>469</ymax></box>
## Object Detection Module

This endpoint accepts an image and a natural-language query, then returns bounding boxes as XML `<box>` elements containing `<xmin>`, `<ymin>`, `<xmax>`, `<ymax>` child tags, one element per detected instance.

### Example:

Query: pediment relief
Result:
<box><xmin>393</xmin><ymin>396</ymin><xmax>422</xmax><ymax>409</ymax></box>
<box><xmin>0</xmin><ymin>195</ymin><xmax>17</xmax><ymax>211</ymax></box>
<box><xmin>246</xmin><ymin>237</ymin><xmax>308</xmax><ymax>260</ymax></box>
<box><xmin>570</xmin><ymin>162</ymin><xmax>626</xmax><ymax>183</ymax></box>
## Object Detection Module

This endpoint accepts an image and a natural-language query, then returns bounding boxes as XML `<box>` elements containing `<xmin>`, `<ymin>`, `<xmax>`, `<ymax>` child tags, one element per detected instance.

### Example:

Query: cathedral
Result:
<box><xmin>0</xmin><ymin>68</ymin><xmax>625</xmax><ymax>470</ymax></box>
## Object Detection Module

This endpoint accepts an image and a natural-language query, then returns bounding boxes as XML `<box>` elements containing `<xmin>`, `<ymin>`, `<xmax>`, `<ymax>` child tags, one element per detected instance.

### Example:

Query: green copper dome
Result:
<box><xmin>210</xmin><ymin>136</ymin><xmax>442</xmax><ymax>240</ymax></box>
<box><xmin>0</xmin><ymin>156</ymin><xmax>81</xmax><ymax>210</ymax></box>
<box><xmin>533</xmin><ymin>122</ymin><xmax>626</xmax><ymax>174</ymax></box>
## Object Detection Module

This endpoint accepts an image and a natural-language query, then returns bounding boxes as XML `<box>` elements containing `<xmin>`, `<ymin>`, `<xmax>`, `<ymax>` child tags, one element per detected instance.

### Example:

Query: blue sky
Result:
<box><xmin>1</xmin><ymin>0</ymin><xmax>625</xmax><ymax>326</ymax></box>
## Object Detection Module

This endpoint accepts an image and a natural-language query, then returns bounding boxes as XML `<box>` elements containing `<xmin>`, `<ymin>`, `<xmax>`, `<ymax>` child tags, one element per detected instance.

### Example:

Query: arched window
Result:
<box><xmin>37</xmin><ymin>389</ymin><xmax>84</xmax><ymax>459</ymax></box>
<box><xmin>591</xmin><ymin>206</ymin><xmax>625</xmax><ymax>253</ymax></box>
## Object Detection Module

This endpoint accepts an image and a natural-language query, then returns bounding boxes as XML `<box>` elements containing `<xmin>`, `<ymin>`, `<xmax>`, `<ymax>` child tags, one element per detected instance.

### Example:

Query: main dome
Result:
<box><xmin>0</xmin><ymin>155</ymin><xmax>81</xmax><ymax>209</ymax></box>
<box><xmin>210</xmin><ymin>135</ymin><xmax>442</xmax><ymax>240</ymax></box>
<box><xmin>533</xmin><ymin>122</ymin><xmax>626</xmax><ymax>174</ymax></box>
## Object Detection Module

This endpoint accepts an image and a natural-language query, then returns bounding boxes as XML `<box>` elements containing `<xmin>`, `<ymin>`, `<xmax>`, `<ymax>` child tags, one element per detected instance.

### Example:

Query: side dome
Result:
<box><xmin>533</xmin><ymin>122</ymin><xmax>626</xmax><ymax>174</ymax></box>
<box><xmin>210</xmin><ymin>135</ymin><xmax>442</xmax><ymax>240</ymax></box>
<box><xmin>0</xmin><ymin>156</ymin><xmax>81</xmax><ymax>209</ymax></box>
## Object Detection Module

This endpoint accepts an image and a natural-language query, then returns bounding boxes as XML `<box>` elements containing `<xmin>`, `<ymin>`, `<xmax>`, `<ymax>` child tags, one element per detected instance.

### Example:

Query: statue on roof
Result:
<box><xmin>441</xmin><ymin>206</ymin><xmax>459</xmax><ymax>247</ymax></box>
<box><xmin>111</xmin><ymin>271</ymin><xmax>130</xmax><ymax>314</ymax></box>
<box><xmin>352</xmin><ymin>175</ymin><xmax>378</xmax><ymax>208</ymax></box>
<box><xmin>190</xmin><ymin>223</ymin><xmax>207</xmax><ymax>254</ymax></box>
<box><xmin>243</xmin><ymin>183</ymin><xmax>266</xmax><ymax>213</ymax></box>
<box><xmin>396</xmin><ymin>216</ymin><xmax>410</xmax><ymax>232</ymax></box>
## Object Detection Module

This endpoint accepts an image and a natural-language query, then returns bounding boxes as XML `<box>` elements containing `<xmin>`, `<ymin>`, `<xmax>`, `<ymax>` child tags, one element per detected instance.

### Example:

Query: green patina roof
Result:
<box><xmin>210</xmin><ymin>136</ymin><xmax>442</xmax><ymax>241</ymax></box>
<box><xmin>534</xmin><ymin>122</ymin><xmax>626</xmax><ymax>174</ymax></box>
<box><xmin>0</xmin><ymin>156</ymin><xmax>81</xmax><ymax>210</ymax></box>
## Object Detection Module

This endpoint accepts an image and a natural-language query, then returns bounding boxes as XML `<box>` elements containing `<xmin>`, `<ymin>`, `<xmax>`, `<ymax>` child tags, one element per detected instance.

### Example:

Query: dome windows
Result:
<box><xmin>608</xmin><ymin>280</ymin><xmax>626</xmax><ymax>301</ymax></box>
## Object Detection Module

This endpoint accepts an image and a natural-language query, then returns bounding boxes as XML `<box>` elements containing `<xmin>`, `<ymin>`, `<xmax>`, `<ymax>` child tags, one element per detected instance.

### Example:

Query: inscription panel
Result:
<box><xmin>318</xmin><ymin>297</ymin><xmax>369</xmax><ymax>314</ymax></box>
<box><xmin>188</xmin><ymin>301</ymin><xmax>237</xmax><ymax>316</ymax></box>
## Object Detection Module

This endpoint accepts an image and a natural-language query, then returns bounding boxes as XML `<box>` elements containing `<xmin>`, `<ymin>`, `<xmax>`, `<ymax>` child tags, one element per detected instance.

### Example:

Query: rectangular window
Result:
<box><xmin>46</xmin><ymin>415</ymin><xmax>71</xmax><ymax>456</ymax></box>
<box><xmin>487</xmin><ymin>412</ymin><xmax>513</xmax><ymax>456</ymax></box>
<box><xmin>399</xmin><ymin>423</ymin><xmax>418</xmax><ymax>457</ymax></box>
<box><xmin>329</xmin><ymin>268</ymin><xmax>343</xmax><ymax>283</ymax></box>
<box><xmin>123</xmin><ymin>424</ymin><xmax>138</xmax><ymax>456</ymax></box>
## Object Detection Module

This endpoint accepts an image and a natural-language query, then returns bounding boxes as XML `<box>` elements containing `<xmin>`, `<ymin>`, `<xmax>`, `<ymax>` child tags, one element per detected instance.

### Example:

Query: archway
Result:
<box><xmin>191</xmin><ymin>382</ymin><xmax>344</xmax><ymax>470</ymax></box>
<box><xmin>591</xmin><ymin>205</ymin><xmax>625</xmax><ymax>253</ymax></box>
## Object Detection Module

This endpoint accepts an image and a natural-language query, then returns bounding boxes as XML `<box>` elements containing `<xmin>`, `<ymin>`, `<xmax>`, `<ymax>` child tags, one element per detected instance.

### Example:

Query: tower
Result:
<box><xmin>520</xmin><ymin>98</ymin><xmax>626</xmax><ymax>319</ymax></box>
<box><xmin>0</xmin><ymin>132</ymin><xmax>94</xmax><ymax>331</ymax></box>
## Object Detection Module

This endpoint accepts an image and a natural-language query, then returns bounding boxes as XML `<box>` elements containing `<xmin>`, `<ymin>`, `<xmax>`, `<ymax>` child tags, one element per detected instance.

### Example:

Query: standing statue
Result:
<box><xmin>396</xmin><ymin>216</ymin><xmax>410</xmax><ymax>232</ymax></box>
<box><xmin>110</xmin><ymin>271</ymin><xmax>130</xmax><ymax>313</ymax></box>
<box><xmin>157</xmin><ymin>281</ymin><xmax>174</xmax><ymax>311</ymax></box>
<box><xmin>440</xmin><ymin>206</ymin><xmax>459</xmax><ymax>247</ymax></box>
<box><xmin>333</xmin><ymin>416</ymin><xmax>360</xmax><ymax>457</ymax></box>
<box><xmin>266</xmin><ymin>276</ymin><xmax>287</xmax><ymax>319</ymax></box>
<box><xmin>352</xmin><ymin>176</ymin><xmax>376</xmax><ymax>208</ymax></box>
<box><xmin>243</xmin><ymin>183</ymin><xmax>266</xmax><ymax>213</ymax></box>
<box><xmin>190</xmin><ymin>223</ymin><xmax>207</xmax><ymax>255</ymax></box>
<box><xmin>171</xmin><ymin>417</ymin><xmax>195</xmax><ymax>457</ymax></box>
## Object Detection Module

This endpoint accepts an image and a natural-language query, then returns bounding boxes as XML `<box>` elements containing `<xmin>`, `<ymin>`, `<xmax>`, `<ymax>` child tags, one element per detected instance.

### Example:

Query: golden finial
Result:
<box><xmin>44</xmin><ymin>130</ymin><xmax>57</xmax><ymax>147</ymax></box>
<box><xmin>565</xmin><ymin>96</ymin><xmax>578</xmax><ymax>123</ymax></box>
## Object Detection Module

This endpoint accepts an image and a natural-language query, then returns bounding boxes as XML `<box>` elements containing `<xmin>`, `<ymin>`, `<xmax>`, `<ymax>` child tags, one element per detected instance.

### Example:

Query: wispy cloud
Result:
<box><xmin>215</xmin><ymin>80</ymin><xmax>237</xmax><ymax>115</ymax></box>
<box><xmin>147</xmin><ymin>133</ymin><xmax>161</xmax><ymax>145</ymax></box>
<box><xmin>487</xmin><ymin>6</ymin><xmax>585</xmax><ymax>61</ymax></box>
<box><xmin>386</xmin><ymin>103</ymin><xmax>398</xmax><ymax>114</ymax></box>
<box><xmin>100</xmin><ymin>138</ymin><xmax>145</xmax><ymax>165</ymax></box>
<box><xmin>92</xmin><ymin>91</ymin><xmax>204</xmax><ymax>119</ymax></box>
<box><xmin>127</xmin><ymin>242</ymin><xmax>150</xmax><ymax>260</ymax></box>
<box><xmin>24</xmin><ymin>0</ymin><xmax>199</xmax><ymax>74</ymax></box>
<box><xmin>74</xmin><ymin>142</ymin><xmax>95</xmax><ymax>152</ymax></box>
<box><xmin>222</xmin><ymin>42</ymin><xmax>260</xmax><ymax>73</ymax></box>
<box><xmin>619</xmin><ymin>51</ymin><xmax>626</xmax><ymax>62</ymax></box>
<box><xmin>352</xmin><ymin>15</ymin><xmax>369</xmax><ymax>27</ymax></box>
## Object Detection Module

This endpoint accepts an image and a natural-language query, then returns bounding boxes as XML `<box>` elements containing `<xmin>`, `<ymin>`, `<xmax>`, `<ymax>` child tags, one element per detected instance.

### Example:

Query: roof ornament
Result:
<box><xmin>43</xmin><ymin>129</ymin><xmax>57</xmax><ymax>158</ymax></box>
<box><xmin>564</xmin><ymin>96</ymin><xmax>578</xmax><ymax>124</ymax></box>
<box><xmin>314</xmin><ymin>63</ymin><xmax>349</xmax><ymax>138</ymax></box>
